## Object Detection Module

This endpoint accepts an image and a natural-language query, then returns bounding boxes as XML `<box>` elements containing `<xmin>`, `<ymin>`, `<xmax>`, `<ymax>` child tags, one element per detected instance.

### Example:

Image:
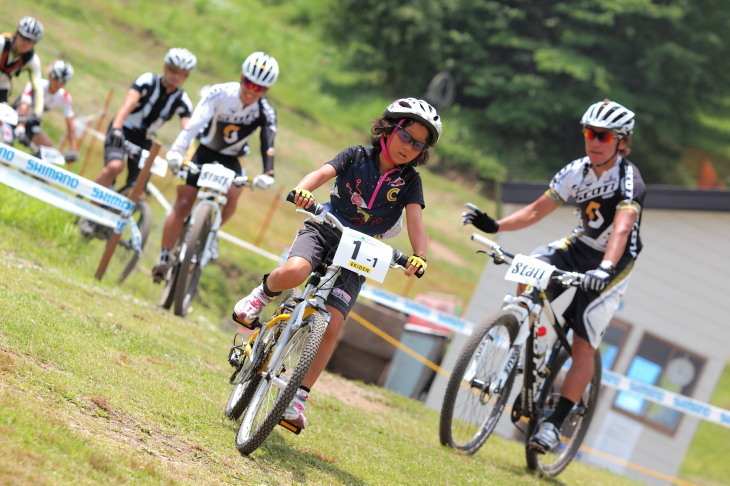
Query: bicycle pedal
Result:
<box><xmin>231</xmin><ymin>313</ymin><xmax>261</xmax><ymax>330</ymax></box>
<box><xmin>278</xmin><ymin>419</ymin><xmax>302</xmax><ymax>435</ymax></box>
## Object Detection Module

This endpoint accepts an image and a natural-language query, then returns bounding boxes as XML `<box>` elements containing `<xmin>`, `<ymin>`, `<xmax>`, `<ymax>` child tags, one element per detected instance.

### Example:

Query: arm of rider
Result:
<box><xmin>290</xmin><ymin>165</ymin><xmax>337</xmax><ymax>209</ymax></box>
<box><xmin>405</xmin><ymin>203</ymin><xmax>428</xmax><ymax>277</ymax></box>
<box><xmin>28</xmin><ymin>55</ymin><xmax>44</xmax><ymax>118</ymax></box>
<box><xmin>252</xmin><ymin>173</ymin><xmax>275</xmax><ymax>189</ymax></box>
<box><xmin>64</xmin><ymin>115</ymin><xmax>79</xmax><ymax>153</ymax></box>
<box><xmin>491</xmin><ymin>194</ymin><xmax>559</xmax><ymax>233</ymax></box>
<box><xmin>582</xmin><ymin>207</ymin><xmax>638</xmax><ymax>292</ymax></box>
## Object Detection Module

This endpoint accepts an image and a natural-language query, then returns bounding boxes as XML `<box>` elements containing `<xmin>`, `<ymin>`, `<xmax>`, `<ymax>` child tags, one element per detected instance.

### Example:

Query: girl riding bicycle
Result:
<box><xmin>232</xmin><ymin>98</ymin><xmax>441</xmax><ymax>430</ymax></box>
<box><xmin>463</xmin><ymin>99</ymin><xmax>646</xmax><ymax>453</ymax></box>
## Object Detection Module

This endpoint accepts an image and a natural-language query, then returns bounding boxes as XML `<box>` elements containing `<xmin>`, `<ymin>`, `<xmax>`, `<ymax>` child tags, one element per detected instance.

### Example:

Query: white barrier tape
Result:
<box><xmin>0</xmin><ymin>145</ymin><xmax>141</xmax><ymax>251</ymax></box>
<box><xmin>359</xmin><ymin>284</ymin><xmax>475</xmax><ymax>336</ymax></box>
<box><xmin>602</xmin><ymin>370</ymin><xmax>730</xmax><ymax>428</ymax></box>
<box><xmin>0</xmin><ymin>143</ymin><xmax>133</xmax><ymax>212</ymax></box>
<box><xmin>0</xmin><ymin>164</ymin><xmax>125</xmax><ymax>230</ymax></box>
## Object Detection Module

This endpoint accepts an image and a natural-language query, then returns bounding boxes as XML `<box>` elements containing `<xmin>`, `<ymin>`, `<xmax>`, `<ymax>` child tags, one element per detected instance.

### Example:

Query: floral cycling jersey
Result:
<box><xmin>169</xmin><ymin>82</ymin><xmax>277</xmax><ymax>174</ymax></box>
<box><xmin>326</xmin><ymin>145</ymin><xmax>424</xmax><ymax>238</ymax></box>
<box><xmin>545</xmin><ymin>156</ymin><xmax>646</xmax><ymax>259</ymax></box>
<box><xmin>124</xmin><ymin>72</ymin><xmax>193</xmax><ymax>136</ymax></box>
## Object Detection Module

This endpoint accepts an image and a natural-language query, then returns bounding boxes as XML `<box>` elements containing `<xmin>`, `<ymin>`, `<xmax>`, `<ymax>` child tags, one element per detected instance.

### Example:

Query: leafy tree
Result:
<box><xmin>323</xmin><ymin>0</ymin><xmax>730</xmax><ymax>184</ymax></box>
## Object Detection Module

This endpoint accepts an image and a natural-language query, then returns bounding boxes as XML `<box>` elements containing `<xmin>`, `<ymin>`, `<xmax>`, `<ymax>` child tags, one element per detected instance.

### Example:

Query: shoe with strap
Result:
<box><xmin>232</xmin><ymin>284</ymin><xmax>274</xmax><ymax>326</ymax></box>
<box><xmin>529</xmin><ymin>421</ymin><xmax>561</xmax><ymax>453</ymax></box>
<box><xmin>283</xmin><ymin>388</ymin><xmax>308</xmax><ymax>430</ymax></box>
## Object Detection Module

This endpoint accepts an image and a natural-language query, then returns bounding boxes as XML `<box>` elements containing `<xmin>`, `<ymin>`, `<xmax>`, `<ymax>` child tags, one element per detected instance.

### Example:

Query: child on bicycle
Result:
<box><xmin>151</xmin><ymin>51</ymin><xmax>280</xmax><ymax>282</ymax></box>
<box><xmin>232</xmin><ymin>98</ymin><xmax>441</xmax><ymax>429</ymax></box>
<box><xmin>463</xmin><ymin>99</ymin><xmax>646</xmax><ymax>453</ymax></box>
<box><xmin>14</xmin><ymin>60</ymin><xmax>79</xmax><ymax>162</ymax></box>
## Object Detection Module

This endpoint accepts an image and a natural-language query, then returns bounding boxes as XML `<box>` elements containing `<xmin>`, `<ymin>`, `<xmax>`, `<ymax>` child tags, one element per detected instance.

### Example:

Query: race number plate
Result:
<box><xmin>503</xmin><ymin>254</ymin><xmax>555</xmax><ymax>288</ymax></box>
<box><xmin>332</xmin><ymin>227</ymin><xmax>393</xmax><ymax>282</ymax></box>
<box><xmin>197</xmin><ymin>164</ymin><xmax>235</xmax><ymax>192</ymax></box>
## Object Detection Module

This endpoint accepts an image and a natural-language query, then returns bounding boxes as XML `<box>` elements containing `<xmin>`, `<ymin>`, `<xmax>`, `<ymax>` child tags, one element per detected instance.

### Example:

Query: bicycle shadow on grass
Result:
<box><xmin>494</xmin><ymin>461</ymin><xmax>569</xmax><ymax>486</ymax></box>
<box><xmin>235</xmin><ymin>429</ymin><xmax>368</xmax><ymax>485</ymax></box>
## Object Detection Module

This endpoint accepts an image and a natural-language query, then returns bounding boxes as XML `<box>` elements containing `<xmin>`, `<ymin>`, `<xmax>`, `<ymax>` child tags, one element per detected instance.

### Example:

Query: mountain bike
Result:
<box><xmin>439</xmin><ymin>233</ymin><xmax>601</xmax><ymax>477</ymax></box>
<box><xmin>78</xmin><ymin>140</ymin><xmax>154</xmax><ymax>283</ymax></box>
<box><xmin>159</xmin><ymin>161</ymin><xmax>251</xmax><ymax>317</ymax></box>
<box><xmin>224</xmin><ymin>195</ymin><xmax>419</xmax><ymax>456</ymax></box>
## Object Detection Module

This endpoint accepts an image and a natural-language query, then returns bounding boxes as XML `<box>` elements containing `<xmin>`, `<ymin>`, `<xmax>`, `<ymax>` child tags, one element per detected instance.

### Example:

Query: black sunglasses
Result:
<box><xmin>392</xmin><ymin>125</ymin><xmax>429</xmax><ymax>152</ymax></box>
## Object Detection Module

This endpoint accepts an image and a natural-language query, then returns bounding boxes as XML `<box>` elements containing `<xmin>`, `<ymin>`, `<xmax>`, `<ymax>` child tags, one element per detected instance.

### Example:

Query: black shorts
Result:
<box><xmin>288</xmin><ymin>219</ymin><xmax>365</xmax><ymax>318</ymax></box>
<box><xmin>184</xmin><ymin>144</ymin><xmax>242</xmax><ymax>187</ymax></box>
<box><xmin>103</xmin><ymin>125</ymin><xmax>151</xmax><ymax>187</ymax></box>
<box><xmin>532</xmin><ymin>237</ymin><xmax>634</xmax><ymax>348</ymax></box>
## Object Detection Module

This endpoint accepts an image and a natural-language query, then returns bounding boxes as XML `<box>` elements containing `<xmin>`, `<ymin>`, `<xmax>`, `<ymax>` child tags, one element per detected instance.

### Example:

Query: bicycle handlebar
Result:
<box><xmin>471</xmin><ymin>233</ymin><xmax>584</xmax><ymax>287</ymax></box>
<box><xmin>286</xmin><ymin>191</ymin><xmax>422</xmax><ymax>277</ymax></box>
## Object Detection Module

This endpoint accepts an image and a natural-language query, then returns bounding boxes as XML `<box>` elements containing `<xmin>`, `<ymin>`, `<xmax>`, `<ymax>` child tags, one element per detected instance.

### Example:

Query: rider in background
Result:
<box><xmin>1</xmin><ymin>17</ymin><xmax>44</xmax><ymax>119</ymax></box>
<box><xmin>231</xmin><ymin>98</ymin><xmax>440</xmax><ymax>430</ymax></box>
<box><xmin>463</xmin><ymin>99</ymin><xmax>646</xmax><ymax>453</ymax></box>
<box><xmin>89</xmin><ymin>48</ymin><xmax>196</xmax><ymax>188</ymax></box>
<box><xmin>152</xmin><ymin>51</ymin><xmax>280</xmax><ymax>282</ymax></box>
<box><xmin>14</xmin><ymin>60</ymin><xmax>79</xmax><ymax>163</ymax></box>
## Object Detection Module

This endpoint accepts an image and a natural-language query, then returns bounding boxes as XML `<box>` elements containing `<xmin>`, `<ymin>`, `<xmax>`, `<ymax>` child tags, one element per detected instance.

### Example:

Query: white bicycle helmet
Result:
<box><xmin>48</xmin><ymin>60</ymin><xmax>74</xmax><ymax>83</ymax></box>
<box><xmin>164</xmin><ymin>47</ymin><xmax>197</xmax><ymax>71</ymax></box>
<box><xmin>580</xmin><ymin>100</ymin><xmax>635</xmax><ymax>136</ymax></box>
<box><xmin>17</xmin><ymin>16</ymin><xmax>43</xmax><ymax>42</ymax></box>
<box><xmin>384</xmin><ymin>98</ymin><xmax>442</xmax><ymax>145</ymax></box>
<box><xmin>242</xmin><ymin>52</ymin><xmax>279</xmax><ymax>88</ymax></box>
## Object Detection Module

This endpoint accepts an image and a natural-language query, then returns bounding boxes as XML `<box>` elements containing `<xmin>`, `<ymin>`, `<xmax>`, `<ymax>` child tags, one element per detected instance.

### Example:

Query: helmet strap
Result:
<box><xmin>379</xmin><ymin>119</ymin><xmax>405</xmax><ymax>167</ymax></box>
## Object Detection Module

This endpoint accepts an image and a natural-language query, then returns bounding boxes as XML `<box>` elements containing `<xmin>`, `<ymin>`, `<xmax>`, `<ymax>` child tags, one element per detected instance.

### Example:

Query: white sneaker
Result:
<box><xmin>529</xmin><ymin>422</ymin><xmax>561</xmax><ymax>453</ymax></box>
<box><xmin>283</xmin><ymin>388</ymin><xmax>308</xmax><ymax>429</ymax></box>
<box><xmin>232</xmin><ymin>284</ymin><xmax>273</xmax><ymax>326</ymax></box>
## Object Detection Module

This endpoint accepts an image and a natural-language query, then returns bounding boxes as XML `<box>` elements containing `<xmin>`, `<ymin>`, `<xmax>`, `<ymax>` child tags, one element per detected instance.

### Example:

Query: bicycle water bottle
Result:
<box><xmin>535</xmin><ymin>325</ymin><xmax>548</xmax><ymax>360</ymax></box>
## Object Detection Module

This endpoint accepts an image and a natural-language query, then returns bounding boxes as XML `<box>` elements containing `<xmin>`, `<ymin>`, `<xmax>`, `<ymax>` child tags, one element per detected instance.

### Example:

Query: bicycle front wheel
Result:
<box><xmin>226</xmin><ymin>290</ymin><xmax>303</xmax><ymax>421</ymax></box>
<box><xmin>525</xmin><ymin>347</ymin><xmax>602</xmax><ymax>476</ymax></box>
<box><xmin>236</xmin><ymin>313</ymin><xmax>326</xmax><ymax>456</ymax></box>
<box><xmin>173</xmin><ymin>205</ymin><xmax>212</xmax><ymax>317</ymax></box>
<box><xmin>116</xmin><ymin>195</ymin><xmax>152</xmax><ymax>283</ymax></box>
<box><xmin>439</xmin><ymin>310</ymin><xmax>519</xmax><ymax>454</ymax></box>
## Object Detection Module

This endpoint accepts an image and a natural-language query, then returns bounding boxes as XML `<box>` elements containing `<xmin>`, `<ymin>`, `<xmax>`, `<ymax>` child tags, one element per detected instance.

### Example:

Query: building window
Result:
<box><xmin>612</xmin><ymin>332</ymin><xmax>705</xmax><ymax>434</ymax></box>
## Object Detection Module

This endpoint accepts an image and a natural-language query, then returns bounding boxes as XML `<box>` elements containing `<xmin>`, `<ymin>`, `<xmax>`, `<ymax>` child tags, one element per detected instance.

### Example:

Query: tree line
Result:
<box><xmin>319</xmin><ymin>0</ymin><xmax>730</xmax><ymax>185</ymax></box>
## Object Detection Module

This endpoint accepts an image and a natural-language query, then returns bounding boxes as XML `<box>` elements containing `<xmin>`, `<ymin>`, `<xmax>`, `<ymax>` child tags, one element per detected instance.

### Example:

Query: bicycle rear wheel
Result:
<box><xmin>439</xmin><ymin>310</ymin><xmax>519</xmax><ymax>454</ymax></box>
<box><xmin>236</xmin><ymin>313</ymin><xmax>326</xmax><ymax>456</ymax></box>
<box><xmin>525</xmin><ymin>347</ymin><xmax>602</xmax><ymax>476</ymax></box>
<box><xmin>173</xmin><ymin>205</ymin><xmax>212</xmax><ymax>317</ymax></box>
<box><xmin>226</xmin><ymin>290</ymin><xmax>303</xmax><ymax>421</ymax></box>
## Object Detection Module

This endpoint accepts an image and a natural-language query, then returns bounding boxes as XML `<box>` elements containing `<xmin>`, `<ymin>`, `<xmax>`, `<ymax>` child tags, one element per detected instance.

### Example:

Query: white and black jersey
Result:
<box><xmin>123</xmin><ymin>72</ymin><xmax>192</xmax><ymax>135</ymax></box>
<box><xmin>170</xmin><ymin>82</ymin><xmax>277</xmax><ymax>174</ymax></box>
<box><xmin>545</xmin><ymin>156</ymin><xmax>646</xmax><ymax>259</ymax></box>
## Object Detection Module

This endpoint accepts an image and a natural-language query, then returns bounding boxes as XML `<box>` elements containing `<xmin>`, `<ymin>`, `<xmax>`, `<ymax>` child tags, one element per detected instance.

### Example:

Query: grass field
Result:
<box><xmin>2</xmin><ymin>1</ymin><xmax>729</xmax><ymax>484</ymax></box>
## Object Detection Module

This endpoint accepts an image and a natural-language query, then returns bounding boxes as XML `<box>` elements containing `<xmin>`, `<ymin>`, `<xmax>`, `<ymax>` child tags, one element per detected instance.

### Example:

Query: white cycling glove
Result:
<box><xmin>252</xmin><ymin>173</ymin><xmax>275</xmax><ymax>189</ymax></box>
<box><xmin>166</xmin><ymin>150</ymin><xmax>184</xmax><ymax>174</ymax></box>
<box><xmin>14</xmin><ymin>124</ymin><xmax>27</xmax><ymax>141</ymax></box>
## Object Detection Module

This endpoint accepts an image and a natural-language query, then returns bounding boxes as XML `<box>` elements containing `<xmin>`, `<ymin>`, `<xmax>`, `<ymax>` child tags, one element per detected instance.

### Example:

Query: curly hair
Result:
<box><xmin>370</xmin><ymin>117</ymin><xmax>431</xmax><ymax>167</ymax></box>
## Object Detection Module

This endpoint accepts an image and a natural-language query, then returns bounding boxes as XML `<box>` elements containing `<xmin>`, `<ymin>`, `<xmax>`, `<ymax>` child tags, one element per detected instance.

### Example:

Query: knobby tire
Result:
<box><xmin>225</xmin><ymin>290</ymin><xmax>303</xmax><ymax>421</ymax></box>
<box><xmin>235</xmin><ymin>312</ymin><xmax>326</xmax><ymax>456</ymax></box>
<box><xmin>525</xmin><ymin>347</ymin><xmax>602</xmax><ymax>476</ymax></box>
<box><xmin>174</xmin><ymin>205</ymin><xmax>212</xmax><ymax>317</ymax></box>
<box><xmin>439</xmin><ymin>310</ymin><xmax>519</xmax><ymax>454</ymax></box>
